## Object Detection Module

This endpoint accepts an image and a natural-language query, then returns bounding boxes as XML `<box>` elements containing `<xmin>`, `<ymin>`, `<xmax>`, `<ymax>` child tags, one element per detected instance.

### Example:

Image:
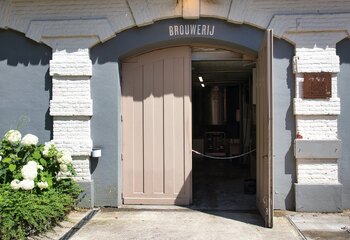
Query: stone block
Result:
<box><xmin>295</xmin><ymin>140</ymin><xmax>341</xmax><ymax>158</ymax></box>
<box><xmin>295</xmin><ymin>183</ymin><xmax>343</xmax><ymax>212</ymax></box>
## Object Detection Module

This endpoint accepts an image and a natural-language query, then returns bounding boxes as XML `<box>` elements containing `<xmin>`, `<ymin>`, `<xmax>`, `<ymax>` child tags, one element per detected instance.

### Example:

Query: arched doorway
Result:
<box><xmin>119</xmin><ymin>29</ymin><xmax>273</xmax><ymax>227</ymax></box>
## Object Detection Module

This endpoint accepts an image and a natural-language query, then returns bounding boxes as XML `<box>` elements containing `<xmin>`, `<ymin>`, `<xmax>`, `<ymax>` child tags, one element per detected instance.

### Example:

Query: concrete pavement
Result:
<box><xmin>69</xmin><ymin>207</ymin><xmax>302</xmax><ymax>240</ymax></box>
<box><xmin>37</xmin><ymin>208</ymin><xmax>350</xmax><ymax>240</ymax></box>
<box><xmin>287</xmin><ymin>211</ymin><xmax>350</xmax><ymax>240</ymax></box>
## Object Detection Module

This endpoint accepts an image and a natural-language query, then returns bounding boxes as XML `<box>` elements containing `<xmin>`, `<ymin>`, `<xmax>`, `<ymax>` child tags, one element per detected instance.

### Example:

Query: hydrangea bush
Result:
<box><xmin>0</xmin><ymin>130</ymin><xmax>82</xmax><ymax>240</ymax></box>
<box><xmin>0</xmin><ymin>130</ymin><xmax>75</xmax><ymax>191</ymax></box>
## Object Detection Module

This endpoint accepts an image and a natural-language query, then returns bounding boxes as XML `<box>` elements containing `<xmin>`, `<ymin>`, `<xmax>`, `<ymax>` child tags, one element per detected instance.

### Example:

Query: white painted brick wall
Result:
<box><xmin>50</xmin><ymin>76</ymin><xmax>93</xmax><ymax>116</ymax></box>
<box><xmin>72</xmin><ymin>157</ymin><xmax>91</xmax><ymax>181</ymax></box>
<box><xmin>293</xmin><ymin>52</ymin><xmax>340</xmax><ymax>73</ymax></box>
<box><xmin>54</xmin><ymin>140</ymin><xmax>93</xmax><ymax>157</ymax></box>
<box><xmin>296</xmin><ymin>116</ymin><xmax>338</xmax><ymax>140</ymax></box>
<box><xmin>293</xmin><ymin>98</ymin><xmax>340</xmax><ymax>116</ymax></box>
<box><xmin>50</xmin><ymin>100</ymin><xmax>93</xmax><ymax>116</ymax></box>
<box><xmin>297</xmin><ymin>159</ymin><xmax>338</xmax><ymax>184</ymax></box>
<box><xmin>50</xmin><ymin>49</ymin><xmax>93</xmax><ymax>179</ymax></box>
<box><xmin>53</xmin><ymin>118</ymin><xmax>91</xmax><ymax>140</ymax></box>
<box><xmin>289</xmin><ymin>33</ymin><xmax>343</xmax><ymax>74</ymax></box>
<box><xmin>291</xmin><ymin>32</ymin><xmax>342</xmax><ymax>185</ymax></box>
<box><xmin>53</xmin><ymin>117</ymin><xmax>92</xmax><ymax>156</ymax></box>
<box><xmin>50</xmin><ymin>50</ymin><xmax>92</xmax><ymax>76</ymax></box>
<box><xmin>52</xmin><ymin>77</ymin><xmax>91</xmax><ymax>99</ymax></box>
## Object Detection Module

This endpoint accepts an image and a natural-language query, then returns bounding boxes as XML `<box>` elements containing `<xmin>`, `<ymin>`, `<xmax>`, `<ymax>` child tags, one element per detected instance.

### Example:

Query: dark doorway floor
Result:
<box><xmin>191</xmin><ymin>157</ymin><xmax>256</xmax><ymax>211</ymax></box>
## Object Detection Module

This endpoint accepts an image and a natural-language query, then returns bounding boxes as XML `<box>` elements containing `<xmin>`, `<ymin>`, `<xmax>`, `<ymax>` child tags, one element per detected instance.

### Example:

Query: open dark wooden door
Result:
<box><xmin>256</xmin><ymin>29</ymin><xmax>274</xmax><ymax>228</ymax></box>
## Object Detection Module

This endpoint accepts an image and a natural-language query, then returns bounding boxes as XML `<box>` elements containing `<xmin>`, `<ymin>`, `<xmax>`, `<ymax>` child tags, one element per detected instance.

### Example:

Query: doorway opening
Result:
<box><xmin>121</xmin><ymin>30</ymin><xmax>274</xmax><ymax>227</ymax></box>
<box><xmin>191</xmin><ymin>47</ymin><xmax>257</xmax><ymax>211</ymax></box>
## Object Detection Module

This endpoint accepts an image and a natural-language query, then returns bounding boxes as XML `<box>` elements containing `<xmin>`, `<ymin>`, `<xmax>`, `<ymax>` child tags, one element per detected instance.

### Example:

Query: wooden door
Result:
<box><xmin>256</xmin><ymin>30</ymin><xmax>274</xmax><ymax>228</ymax></box>
<box><xmin>122</xmin><ymin>47</ymin><xmax>192</xmax><ymax>205</ymax></box>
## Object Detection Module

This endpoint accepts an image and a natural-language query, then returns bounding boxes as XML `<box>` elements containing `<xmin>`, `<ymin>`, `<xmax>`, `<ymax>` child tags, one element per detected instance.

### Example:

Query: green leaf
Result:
<box><xmin>14</xmin><ymin>173</ymin><xmax>22</xmax><ymax>179</ymax></box>
<box><xmin>39</xmin><ymin>158</ymin><xmax>47</xmax><ymax>166</ymax></box>
<box><xmin>32</xmin><ymin>151</ymin><xmax>41</xmax><ymax>160</ymax></box>
<box><xmin>9</xmin><ymin>164</ymin><xmax>16</xmax><ymax>172</ymax></box>
<box><xmin>3</xmin><ymin>158</ymin><xmax>11</xmax><ymax>163</ymax></box>
<box><xmin>47</xmin><ymin>178</ymin><xmax>53</xmax><ymax>187</ymax></box>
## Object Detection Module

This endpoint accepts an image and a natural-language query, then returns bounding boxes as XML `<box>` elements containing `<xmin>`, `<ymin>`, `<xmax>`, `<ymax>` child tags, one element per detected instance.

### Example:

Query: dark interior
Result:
<box><xmin>191</xmin><ymin>47</ymin><xmax>257</xmax><ymax>210</ymax></box>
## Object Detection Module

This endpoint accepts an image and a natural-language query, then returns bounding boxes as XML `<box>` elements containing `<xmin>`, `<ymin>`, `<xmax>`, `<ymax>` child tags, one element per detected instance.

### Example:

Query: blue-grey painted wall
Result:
<box><xmin>90</xmin><ymin>18</ymin><xmax>295</xmax><ymax>209</ymax></box>
<box><xmin>0</xmin><ymin>29</ymin><xmax>52</xmax><ymax>142</ymax></box>
<box><xmin>90</xmin><ymin>62</ymin><xmax>121</xmax><ymax>206</ymax></box>
<box><xmin>337</xmin><ymin>38</ymin><xmax>350</xmax><ymax>209</ymax></box>
<box><xmin>273</xmin><ymin>38</ymin><xmax>296</xmax><ymax>210</ymax></box>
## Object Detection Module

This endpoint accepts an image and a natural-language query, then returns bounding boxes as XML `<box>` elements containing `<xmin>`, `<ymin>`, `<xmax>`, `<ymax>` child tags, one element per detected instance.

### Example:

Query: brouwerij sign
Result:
<box><xmin>169</xmin><ymin>24</ymin><xmax>215</xmax><ymax>36</ymax></box>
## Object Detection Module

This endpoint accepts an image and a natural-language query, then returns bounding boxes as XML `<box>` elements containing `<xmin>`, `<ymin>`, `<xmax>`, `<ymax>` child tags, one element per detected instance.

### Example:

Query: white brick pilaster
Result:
<box><xmin>288</xmin><ymin>32</ymin><xmax>345</xmax><ymax>185</ymax></box>
<box><xmin>50</xmin><ymin>48</ymin><xmax>93</xmax><ymax>181</ymax></box>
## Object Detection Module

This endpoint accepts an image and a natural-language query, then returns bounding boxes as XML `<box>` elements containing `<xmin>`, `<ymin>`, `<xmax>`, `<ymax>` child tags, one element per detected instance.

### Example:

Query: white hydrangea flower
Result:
<box><xmin>26</xmin><ymin>161</ymin><xmax>38</xmax><ymax>169</ymax></box>
<box><xmin>21</xmin><ymin>161</ymin><xmax>38</xmax><ymax>180</ymax></box>
<box><xmin>5</xmin><ymin>130</ymin><xmax>21</xmax><ymax>144</ymax></box>
<box><xmin>58</xmin><ymin>150</ymin><xmax>72</xmax><ymax>165</ymax></box>
<box><xmin>0</xmin><ymin>155</ymin><xmax>2</xmax><ymax>162</ymax></box>
<box><xmin>10</xmin><ymin>179</ymin><xmax>21</xmax><ymax>190</ymax></box>
<box><xmin>19</xmin><ymin>179</ymin><xmax>35</xmax><ymax>190</ymax></box>
<box><xmin>59</xmin><ymin>163</ymin><xmax>68</xmax><ymax>173</ymax></box>
<box><xmin>37</xmin><ymin>181</ymin><xmax>49</xmax><ymax>190</ymax></box>
<box><xmin>37</xmin><ymin>164</ymin><xmax>44</xmax><ymax>170</ymax></box>
<box><xmin>42</xmin><ymin>141</ymin><xmax>55</xmax><ymax>157</ymax></box>
<box><xmin>21</xmin><ymin>134</ymin><xmax>39</xmax><ymax>146</ymax></box>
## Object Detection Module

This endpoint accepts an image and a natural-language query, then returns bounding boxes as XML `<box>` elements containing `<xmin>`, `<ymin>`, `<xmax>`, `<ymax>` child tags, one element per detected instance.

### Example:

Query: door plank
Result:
<box><xmin>133</xmin><ymin>65</ymin><xmax>144</xmax><ymax>194</ymax></box>
<box><xmin>173</xmin><ymin>57</ymin><xmax>185</xmax><ymax>195</ymax></box>
<box><xmin>153</xmin><ymin>60</ymin><xmax>165</xmax><ymax>194</ymax></box>
<box><xmin>143</xmin><ymin>62</ymin><xmax>154</xmax><ymax>195</ymax></box>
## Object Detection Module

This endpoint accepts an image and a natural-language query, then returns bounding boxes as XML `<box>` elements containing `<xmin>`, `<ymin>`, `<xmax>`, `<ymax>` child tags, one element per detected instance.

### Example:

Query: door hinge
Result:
<box><xmin>121</xmin><ymin>153</ymin><xmax>123</xmax><ymax>161</ymax></box>
<box><xmin>121</xmin><ymin>115</ymin><xmax>123</xmax><ymax>122</ymax></box>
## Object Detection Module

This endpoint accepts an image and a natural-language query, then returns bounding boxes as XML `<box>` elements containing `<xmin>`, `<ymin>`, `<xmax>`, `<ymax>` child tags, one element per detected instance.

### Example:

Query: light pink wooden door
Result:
<box><xmin>122</xmin><ymin>47</ymin><xmax>192</xmax><ymax>205</ymax></box>
<box><xmin>256</xmin><ymin>29</ymin><xmax>274</xmax><ymax>228</ymax></box>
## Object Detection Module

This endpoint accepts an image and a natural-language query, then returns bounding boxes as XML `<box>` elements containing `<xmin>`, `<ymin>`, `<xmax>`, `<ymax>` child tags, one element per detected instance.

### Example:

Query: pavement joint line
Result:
<box><xmin>59</xmin><ymin>208</ymin><xmax>100</xmax><ymax>240</ymax></box>
<box><xmin>285</xmin><ymin>215</ymin><xmax>307</xmax><ymax>240</ymax></box>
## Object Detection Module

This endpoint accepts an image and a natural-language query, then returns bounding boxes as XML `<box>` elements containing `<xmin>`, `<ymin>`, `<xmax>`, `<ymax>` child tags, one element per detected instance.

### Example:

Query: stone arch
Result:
<box><xmin>90</xmin><ymin>18</ymin><xmax>265</xmax><ymax>63</ymax></box>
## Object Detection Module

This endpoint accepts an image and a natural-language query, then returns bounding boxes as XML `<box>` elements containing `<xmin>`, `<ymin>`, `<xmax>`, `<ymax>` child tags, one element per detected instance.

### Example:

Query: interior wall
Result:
<box><xmin>0</xmin><ymin>29</ymin><xmax>52</xmax><ymax>141</ymax></box>
<box><xmin>336</xmin><ymin>38</ymin><xmax>350</xmax><ymax>209</ymax></box>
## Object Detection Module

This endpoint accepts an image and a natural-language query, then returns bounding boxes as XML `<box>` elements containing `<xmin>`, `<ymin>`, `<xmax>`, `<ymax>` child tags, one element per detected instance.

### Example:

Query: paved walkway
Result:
<box><xmin>37</xmin><ymin>208</ymin><xmax>350</xmax><ymax>240</ymax></box>
<box><xmin>288</xmin><ymin>211</ymin><xmax>350</xmax><ymax>240</ymax></box>
<box><xmin>69</xmin><ymin>208</ymin><xmax>301</xmax><ymax>240</ymax></box>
